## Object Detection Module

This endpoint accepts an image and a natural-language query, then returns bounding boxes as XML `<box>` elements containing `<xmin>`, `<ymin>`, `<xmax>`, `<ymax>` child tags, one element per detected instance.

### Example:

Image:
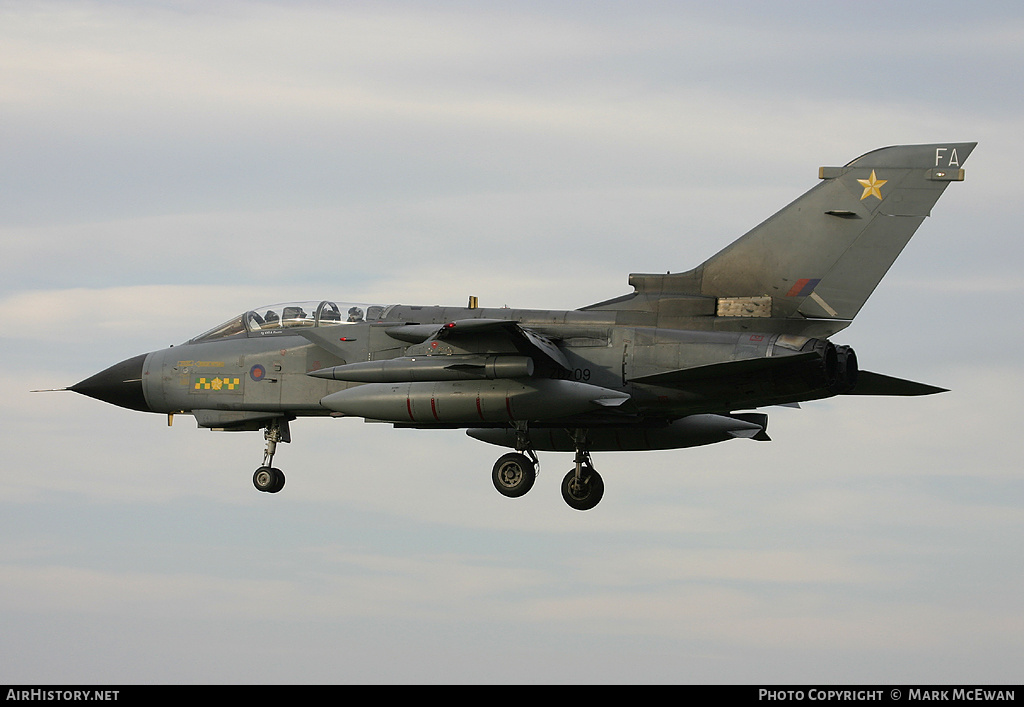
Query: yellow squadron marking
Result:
<box><xmin>194</xmin><ymin>377</ymin><xmax>241</xmax><ymax>391</ymax></box>
<box><xmin>857</xmin><ymin>170</ymin><xmax>887</xmax><ymax>200</ymax></box>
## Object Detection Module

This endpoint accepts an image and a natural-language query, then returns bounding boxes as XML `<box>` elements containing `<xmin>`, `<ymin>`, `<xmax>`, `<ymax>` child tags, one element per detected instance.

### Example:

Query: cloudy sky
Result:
<box><xmin>2</xmin><ymin>0</ymin><xmax>1022</xmax><ymax>684</ymax></box>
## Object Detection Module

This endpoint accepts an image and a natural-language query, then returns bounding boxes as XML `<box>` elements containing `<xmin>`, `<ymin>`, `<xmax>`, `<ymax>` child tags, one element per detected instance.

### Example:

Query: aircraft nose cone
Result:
<box><xmin>71</xmin><ymin>353</ymin><xmax>151</xmax><ymax>412</ymax></box>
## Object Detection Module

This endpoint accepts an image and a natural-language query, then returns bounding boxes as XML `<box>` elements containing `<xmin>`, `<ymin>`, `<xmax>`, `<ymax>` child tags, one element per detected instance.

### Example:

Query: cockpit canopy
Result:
<box><xmin>189</xmin><ymin>300</ymin><xmax>387</xmax><ymax>343</ymax></box>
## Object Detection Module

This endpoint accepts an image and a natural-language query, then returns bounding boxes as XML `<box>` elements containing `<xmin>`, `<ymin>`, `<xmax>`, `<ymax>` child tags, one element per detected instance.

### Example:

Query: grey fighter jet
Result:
<box><xmin>65</xmin><ymin>142</ymin><xmax>975</xmax><ymax>510</ymax></box>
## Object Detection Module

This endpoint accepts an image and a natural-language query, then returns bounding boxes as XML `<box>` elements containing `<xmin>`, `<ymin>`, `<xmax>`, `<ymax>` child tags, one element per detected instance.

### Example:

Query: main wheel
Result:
<box><xmin>253</xmin><ymin>466</ymin><xmax>285</xmax><ymax>493</ymax></box>
<box><xmin>491</xmin><ymin>453</ymin><xmax>537</xmax><ymax>498</ymax></box>
<box><xmin>561</xmin><ymin>466</ymin><xmax>604</xmax><ymax>511</ymax></box>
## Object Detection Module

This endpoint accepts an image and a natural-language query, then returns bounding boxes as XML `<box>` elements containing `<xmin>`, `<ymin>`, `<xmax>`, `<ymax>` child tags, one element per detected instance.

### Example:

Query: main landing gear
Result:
<box><xmin>560</xmin><ymin>447</ymin><xmax>604</xmax><ymax>512</ymax></box>
<box><xmin>491</xmin><ymin>451</ymin><xmax>538</xmax><ymax>498</ymax></box>
<box><xmin>489</xmin><ymin>428</ymin><xmax>604</xmax><ymax>511</ymax></box>
<box><xmin>253</xmin><ymin>417</ymin><xmax>290</xmax><ymax>494</ymax></box>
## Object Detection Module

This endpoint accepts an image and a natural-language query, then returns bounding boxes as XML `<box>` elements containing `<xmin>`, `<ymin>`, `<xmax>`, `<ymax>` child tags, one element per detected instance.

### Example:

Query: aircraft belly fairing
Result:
<box><xmin>62</xmin><ymin>142</ymin><xmax>976</xmax><ymax>511</ymax></box>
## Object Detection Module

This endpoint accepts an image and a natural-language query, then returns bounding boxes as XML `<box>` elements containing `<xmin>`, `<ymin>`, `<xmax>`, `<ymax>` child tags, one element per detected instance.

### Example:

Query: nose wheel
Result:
<box><xmin>253</xmin><ymin>466</ymin><xmax>285</xmax><ymax>493</ymax></box>
<box><xmin>253</xmin><ymin>417</ymin><xmax>290</xmax><ymax>494</ymax></box>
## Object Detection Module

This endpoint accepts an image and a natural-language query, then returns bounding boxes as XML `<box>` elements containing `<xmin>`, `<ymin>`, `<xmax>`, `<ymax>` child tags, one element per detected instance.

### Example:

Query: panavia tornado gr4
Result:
<box><xmin>65</xmin><ymin>143</ymin><xmax>975</xmax><ymax>510</ymax></box>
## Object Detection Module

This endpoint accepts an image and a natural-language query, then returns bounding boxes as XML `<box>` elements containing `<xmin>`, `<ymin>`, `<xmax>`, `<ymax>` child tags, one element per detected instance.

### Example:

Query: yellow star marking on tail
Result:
<box><xmin>857</xmin><ymin>170</ymin><xmax>887</xmax><ymax>200</ymax></box>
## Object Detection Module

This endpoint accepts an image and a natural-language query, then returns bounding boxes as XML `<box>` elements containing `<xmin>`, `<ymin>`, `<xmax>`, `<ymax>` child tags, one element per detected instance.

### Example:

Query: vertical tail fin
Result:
<box><xmin>699</xmin><ymin>142</ymin><xmax>976</xmax><ymax>319</ymax></box>
<box><xmin>625</xmin><ymin>143</ymin><xmax>976</xmax><ymax>323</ymax></box>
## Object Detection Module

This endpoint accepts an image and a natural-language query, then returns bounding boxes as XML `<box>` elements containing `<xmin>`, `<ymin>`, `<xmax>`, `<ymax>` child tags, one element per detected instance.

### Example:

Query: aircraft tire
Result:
<box><xmin>253</xmin><ymin>466</ymin><xmax>286</xmax><ymax>493</ymax></box>
<box><xmin>491</xmin><ymin>453</ymin><xmax>536</xmax><ymax>498</ymax></box>
<box><xmin>269</xmin><ymin>467</ymin><xmax>285</xmax><ymax>493</ymax></box>
<box><xmin>561</xmin><ymin>467</ymin><xmax>604</xmax><ymax>511</ymax></box>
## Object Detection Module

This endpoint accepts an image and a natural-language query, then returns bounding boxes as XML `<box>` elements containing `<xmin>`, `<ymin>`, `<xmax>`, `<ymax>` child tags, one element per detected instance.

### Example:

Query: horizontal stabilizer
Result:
<box><xmin>846</xmin><ymin>371</ymin><xmax>948</xmax><ymax>396</ymax></box>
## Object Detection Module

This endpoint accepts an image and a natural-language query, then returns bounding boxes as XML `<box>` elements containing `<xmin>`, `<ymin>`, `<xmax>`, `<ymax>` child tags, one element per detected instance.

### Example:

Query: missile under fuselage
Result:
<box><xmin>467</xmin><ymin>413</ymin><xmax>770</xmax><ymax>451</ymax></box>
<box><xmin>320</xmin><ymin>378</ymin><xmax>630</xmax><ymax>423</ymax></box>
<box><xmin>309</xmin><ymin>355</ymin><xmax>534</xmax><ymax>383</ymax></box>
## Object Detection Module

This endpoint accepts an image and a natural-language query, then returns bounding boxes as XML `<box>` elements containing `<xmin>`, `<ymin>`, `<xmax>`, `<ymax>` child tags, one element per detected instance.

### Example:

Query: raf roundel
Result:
<box><xmin>249</xmin><ymin>364</ymin><xmax>266</xmax><ymax>382</ymax></box>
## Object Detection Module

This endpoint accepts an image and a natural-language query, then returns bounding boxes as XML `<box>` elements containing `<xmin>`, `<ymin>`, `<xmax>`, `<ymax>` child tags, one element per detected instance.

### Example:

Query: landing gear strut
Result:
<box><xmin>561</xmin><ymin>431</ymin><xmax>604</xmax><ymax>511</ymax></box>
<box><xmin>253</xmin><ymin>417</ymin><xmax>290</xmax><ymax>494</ymax></box>
<box><xmin>565</xmin><ymin>446</ymin><xmax>602</xmax><ymax>506</ymax></box>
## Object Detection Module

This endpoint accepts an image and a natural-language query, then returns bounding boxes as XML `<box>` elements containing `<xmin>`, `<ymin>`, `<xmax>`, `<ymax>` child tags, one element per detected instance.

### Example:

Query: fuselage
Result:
<box><xmin>73</xmin><ymin>299</ymin><xmax>850</xmax><ymax>432</ymax></box>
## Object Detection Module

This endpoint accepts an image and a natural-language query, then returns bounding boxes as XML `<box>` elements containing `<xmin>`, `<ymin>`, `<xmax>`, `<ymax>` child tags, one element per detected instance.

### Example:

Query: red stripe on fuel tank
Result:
<box><xmin>476</xmin><ymin>395</ymin><xmax>484</xmax><ymax>420</ymax></box>
<box><xmin>430</xmin><ymin>395</ymin><xmax>439</xmax><ymax>421</ymax></box>
<box><xmin>406</xmin><ymin>396</ymin><xmax>414</xmax><ymax>421</ymax></box>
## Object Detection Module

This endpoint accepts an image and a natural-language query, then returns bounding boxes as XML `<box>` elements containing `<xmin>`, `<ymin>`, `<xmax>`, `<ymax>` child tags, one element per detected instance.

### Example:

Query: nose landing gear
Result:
<box><xmin>253</xmin><ymin>417</ymin><xmax>290</xmax><ymax>494</ymax></box>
